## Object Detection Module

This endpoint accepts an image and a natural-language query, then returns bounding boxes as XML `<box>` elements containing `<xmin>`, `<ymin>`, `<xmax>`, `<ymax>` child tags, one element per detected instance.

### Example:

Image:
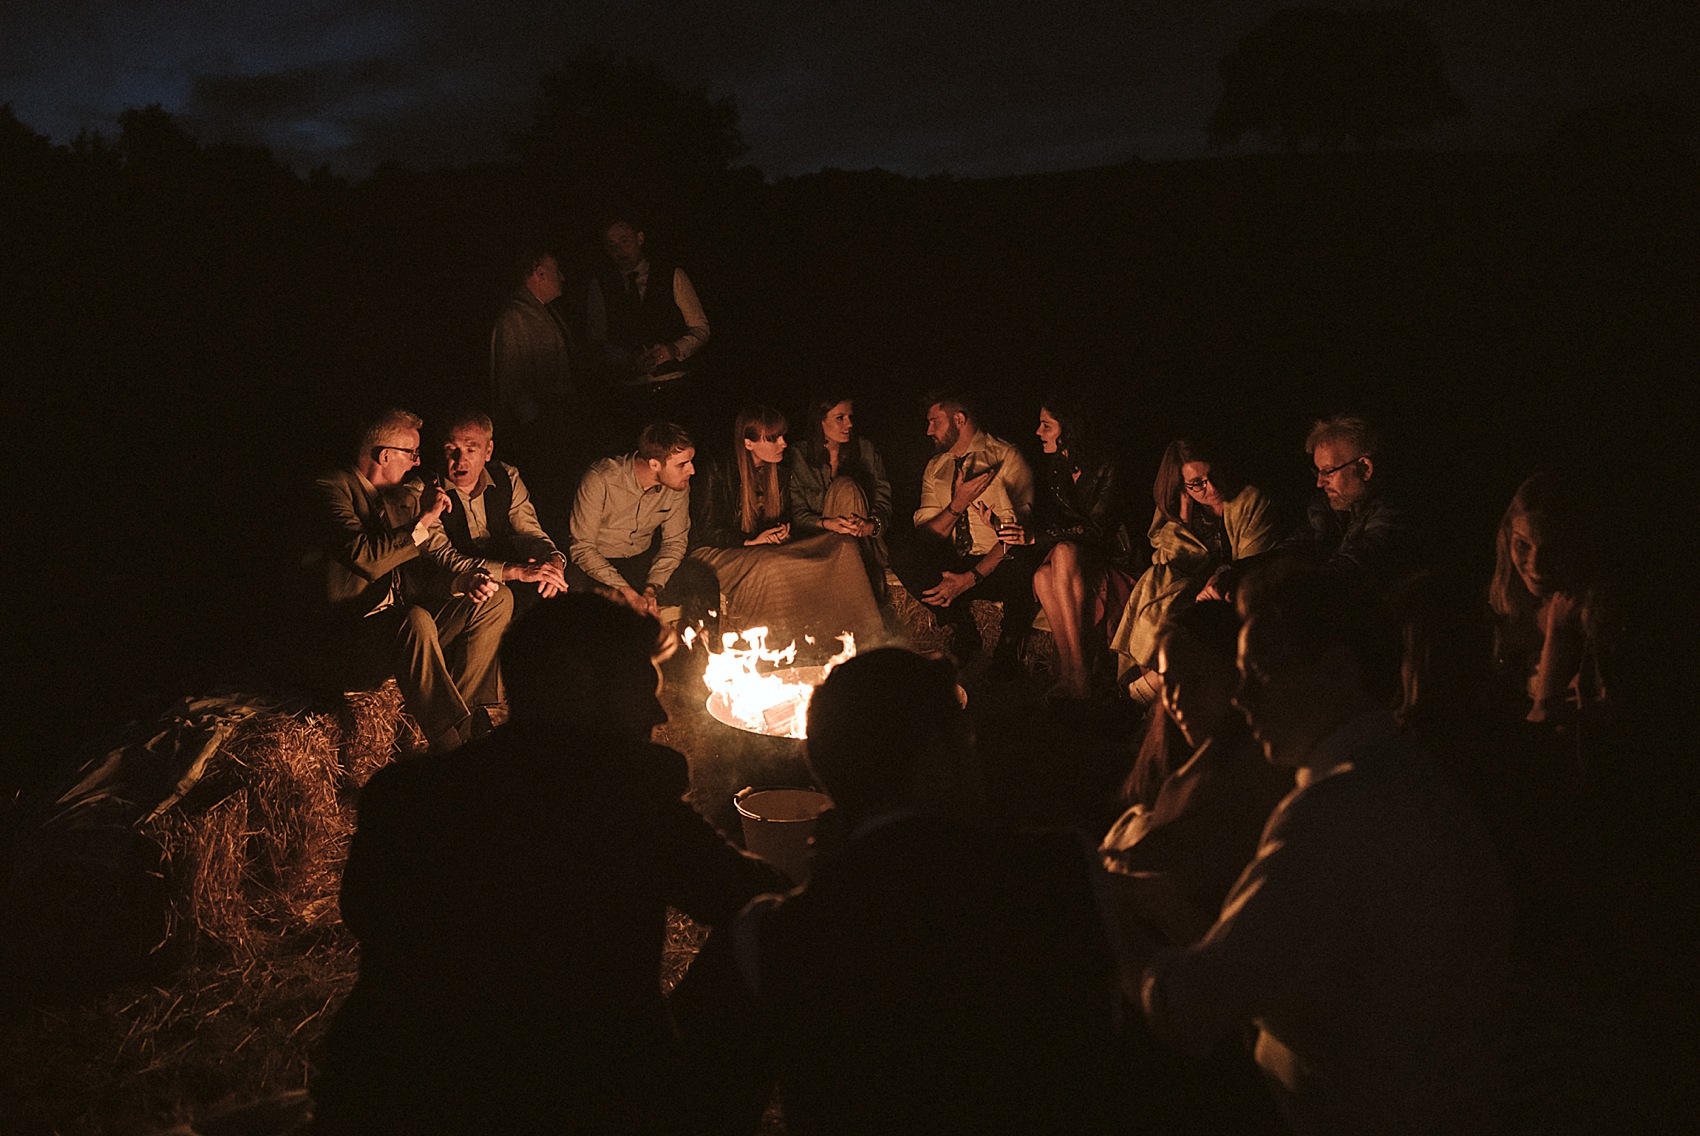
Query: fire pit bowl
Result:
<box><xmin>704</xmin><ymin>664</ymin><xmax>829</xmax><ymax>739</ymax></box>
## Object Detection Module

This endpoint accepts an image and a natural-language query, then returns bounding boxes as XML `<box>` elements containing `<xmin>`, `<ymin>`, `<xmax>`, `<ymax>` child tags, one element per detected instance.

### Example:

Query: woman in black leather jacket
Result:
<box><xmin>994</xmin><ymin>397</ymin><xmax>1139</xmax><ymax>702</ymax></box>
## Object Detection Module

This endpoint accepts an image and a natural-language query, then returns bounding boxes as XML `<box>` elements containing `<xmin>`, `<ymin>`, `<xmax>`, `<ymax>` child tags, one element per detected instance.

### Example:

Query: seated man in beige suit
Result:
<box><xmin>308</xmin><ymin>407</ymin><xmax>513</xmax><ymax>752</ymax></box>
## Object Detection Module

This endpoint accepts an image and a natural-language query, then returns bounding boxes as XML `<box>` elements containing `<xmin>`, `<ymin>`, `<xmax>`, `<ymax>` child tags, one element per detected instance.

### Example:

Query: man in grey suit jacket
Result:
<box><xmin>309</xmin><ymin>407</ymin><xmax>513</xmax><ymax>752</ymax></box>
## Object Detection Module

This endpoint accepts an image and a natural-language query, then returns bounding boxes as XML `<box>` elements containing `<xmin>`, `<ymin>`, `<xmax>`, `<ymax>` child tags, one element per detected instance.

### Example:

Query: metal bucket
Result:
<box><xmin>733</xmin><ymin>786</ymin><xmax>833</xmax><ymax>885</ymax></box>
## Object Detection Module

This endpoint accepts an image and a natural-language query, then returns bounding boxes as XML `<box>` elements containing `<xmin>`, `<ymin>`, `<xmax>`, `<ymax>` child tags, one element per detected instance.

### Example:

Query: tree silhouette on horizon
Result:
<box><xmin>511</xmin><ymin>50</ymin><xmax>749</xmax><ymax>220</ymax></box>
<box><xmin>1208</xmin><ymin>7</ymin><xmax>1464</xmax><ymax>151</ymax></box>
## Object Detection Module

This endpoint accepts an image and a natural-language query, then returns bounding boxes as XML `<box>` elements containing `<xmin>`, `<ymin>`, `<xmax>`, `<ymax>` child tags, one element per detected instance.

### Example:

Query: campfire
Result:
<box><xmin>690</xmin><ymin>626</ymin><xmax>856</xmax><ymax>739</ymax></box>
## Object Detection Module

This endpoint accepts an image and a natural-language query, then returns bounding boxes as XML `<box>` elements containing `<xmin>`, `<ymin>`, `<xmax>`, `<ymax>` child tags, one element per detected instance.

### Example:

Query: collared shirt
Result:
<box><xmin>1141</xmin><ymin>711</ymin><xmax>1513</xmax><ymax>1136</ymax></box>
<box><xmin>424</xmin><ymin>461</ymin><xmax>564</xmax><ymax>587</ymax></box>
<box><xmin>585</xmin><ymin>260</ymin><xmax>711</xmax><ymax>362</ymax></box>
<box><xmin>569</xmin><ymin>454</ymin><xmax>691</xmax><ymax>589</ymax></box>
<box><xmin>914</xmin><ymin>430</ymin><xmax>1035</xmax><ymax>556</ymax></box>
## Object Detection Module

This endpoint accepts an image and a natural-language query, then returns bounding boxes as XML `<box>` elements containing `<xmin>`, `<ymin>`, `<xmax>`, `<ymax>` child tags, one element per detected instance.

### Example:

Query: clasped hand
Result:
<box><xmin>746</xmin><ymin>522</ymin><xmax>790</xmax><ymax>546</ymax></box>
<box><xmin>466</xmin><ymin>571</ymin><xmax>501</xmax><ymax>603</ymax></box>
<box><xmin>509</xmin><ymin>558</ymin><xmax>569</xmax><ymax>598</ymax></box>
<box><xmin>823</xmin><ymin>514</ymin><xmax>872</xmax><ymax>538</ymax></box>
<box><xmin>922</xmin><ymin>570</ymin><xmax>976</xmax><ymax>607</ymax></box>
<box><xmin>616</xmin><ymin>584</ymin><xmax>661</xmax><ymax>616</ymax></box>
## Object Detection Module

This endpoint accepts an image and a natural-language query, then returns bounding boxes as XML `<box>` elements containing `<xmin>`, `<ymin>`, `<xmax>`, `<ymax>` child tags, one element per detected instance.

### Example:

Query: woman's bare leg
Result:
<box><xmin>1043</xmin><ymin>542</ymin><xmax>1091</xmax><ymax>698</ymax></box>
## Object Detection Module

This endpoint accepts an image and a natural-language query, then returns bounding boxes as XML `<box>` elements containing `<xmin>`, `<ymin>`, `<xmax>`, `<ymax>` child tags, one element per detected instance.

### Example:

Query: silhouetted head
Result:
<box><xmin>1305</xmin><ymin>415</ymin><xmax>1381</xmax><ymax>510</ymax></box>
<box><xmin>1155</xmin><ymin>600</ymin><xmax>1244</xmax><ymax>750</ymax></box>
<box><xmin>805</xmin><ymin>648</ymin><xmax>977</xmax><ymax>825</ymax></box>
<box><xmin>1389</xmin><ymin>569</ymin><xmax>1495</xmax><ymax>732</ymax></box>
<box><xmin>501</xmin><ymin>593</ymin><xmax>670</xmax><ymax>742</ymax></box>
<box><xmin>1234</xmin><ymin>564</ymin><xmax>1400</xmax><ymax>769</ymax></box>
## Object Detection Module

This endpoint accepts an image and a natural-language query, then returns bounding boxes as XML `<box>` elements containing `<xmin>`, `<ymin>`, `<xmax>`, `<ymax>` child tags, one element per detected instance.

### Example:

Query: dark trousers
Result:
<box><xmin>889</xmin><ymin>535</ymin><xmax>1038</xmax><ymax>659</ymax></box>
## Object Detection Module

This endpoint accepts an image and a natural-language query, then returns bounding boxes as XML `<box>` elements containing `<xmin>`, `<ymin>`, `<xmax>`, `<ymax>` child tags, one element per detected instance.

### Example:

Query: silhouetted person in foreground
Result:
<box><xmin>312</xmin><ymin>594</ymin><xmax>781</xmax><ymax>1135</ymax></box>
<box><xmin>680</xmin><ymin>647</ymin><xmax>1128</xmax><ymax>1135</ymax></box>
<box><xmin>1130</xmin><ymin>566</ymin><xmax>1513</xmax><ymax>1136</ymax></box>
<box><xmin>1101</xmin><ymin>602</ymin><xmax>1291</xmax><ymax>1136</ymax></box>
<box><xmin>1102</xmin><ymin>601</ymin><xmax>1292</xmax><ymax>949</ymax></box>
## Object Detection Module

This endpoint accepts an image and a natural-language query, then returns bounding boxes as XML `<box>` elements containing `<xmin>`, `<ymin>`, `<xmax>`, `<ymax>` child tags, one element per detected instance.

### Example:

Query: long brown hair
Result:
<box><xmin>1152</xmin><ymin>438</ymin><xmax>1242</xmax><ymax>525</ymax></box>
<box><xmin>735</xmin><ymin>405</ymin><xmax>788</xmax><ymax>534</ymax></box>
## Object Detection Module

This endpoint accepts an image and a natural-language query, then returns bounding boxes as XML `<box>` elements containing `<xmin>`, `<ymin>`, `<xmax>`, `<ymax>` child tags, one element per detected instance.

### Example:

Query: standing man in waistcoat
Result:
<box><xmin>587</xmin><ymin>219</ymin><xmax>711</xmax><ymax>438</ymax></box>
<box><xmin>425</xmin><ymin>410</ymin><xmax>570</xmax><ymax>621</ymax></box>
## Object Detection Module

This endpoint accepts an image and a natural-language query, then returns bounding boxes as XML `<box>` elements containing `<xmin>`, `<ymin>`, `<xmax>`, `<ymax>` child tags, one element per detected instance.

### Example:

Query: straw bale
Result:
<box><xmin>885</xmin><ymin>581</ymin><xmax>1011</xmax><ymax>660</ymax></box>
<box><xmin>661</xmin><ymin>907</ymin><xmax>708</xmax><ymax>994</ymax></box>
<box><xmin>333</xmin><ymin>680</ymin><xmax>421</xmax><ymax>787</ymax></box>
<box><xmin>142</xmin><ymin>709</ymin><xmax>353</xmax><ymax>960</ymax></box>
<box><xmin>884</xmin><ymin>582</ymin><xmax>950</xmax><ymax>653</ymax></box>
<box><xmin>149</xmin><ymin>794</ymin><xmax>257</xmax><ymax>956</ymax></box>
<box><xmin>1023</xmin><ymin>626</ymin><xmax>1058</xmax><ymax>677</ymax></box>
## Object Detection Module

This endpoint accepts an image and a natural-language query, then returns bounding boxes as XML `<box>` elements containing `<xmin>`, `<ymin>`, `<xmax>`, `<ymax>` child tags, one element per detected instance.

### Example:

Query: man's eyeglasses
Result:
<box><xmin>1315</xmin><ymin>456</ymin><xmax>1364</xmax><ymax>479</ymax></box>
<box><xmin>376</xmin><ymin>445</ymin><xmax>421</xmax><ymax>460</ymax></box>
<box><xmin>1183</xmin><ymin>475</ymin><xmax>1214</xmax><ymax>492</ymax></box>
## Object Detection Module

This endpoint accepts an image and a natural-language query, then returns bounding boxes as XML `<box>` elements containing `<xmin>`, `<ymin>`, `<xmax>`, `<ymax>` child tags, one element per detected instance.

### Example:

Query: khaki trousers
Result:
<box><xmin>355</xmin><ymin>586</ymin><xmax>514</xmax><ymax>749</ymax></box>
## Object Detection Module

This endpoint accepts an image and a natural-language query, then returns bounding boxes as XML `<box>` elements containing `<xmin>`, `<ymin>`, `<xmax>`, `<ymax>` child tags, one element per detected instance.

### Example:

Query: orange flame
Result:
<box><xmin>701</xmin><ymin>627</ymin><xmax>856</xmax><ymax>738</ymax></box>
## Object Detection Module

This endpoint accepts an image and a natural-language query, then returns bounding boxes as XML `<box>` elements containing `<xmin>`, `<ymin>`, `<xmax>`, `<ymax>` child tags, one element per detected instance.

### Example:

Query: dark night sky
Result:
<box><xmin>3</xmin><ymin>1</ymin><xmax>1696</xmax><ymax>177</ymax></box>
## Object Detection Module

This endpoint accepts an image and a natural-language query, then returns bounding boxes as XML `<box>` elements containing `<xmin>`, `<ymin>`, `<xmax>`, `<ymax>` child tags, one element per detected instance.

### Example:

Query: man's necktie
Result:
<box><xmin>626</xmin><ymin>270</ymin><xmax>641</xmax><ymax>299</ymax></box>
<box><xmin>952</xmin><ymin>456</ymin><xmax>974</xmax><ymax>557</ymax></box>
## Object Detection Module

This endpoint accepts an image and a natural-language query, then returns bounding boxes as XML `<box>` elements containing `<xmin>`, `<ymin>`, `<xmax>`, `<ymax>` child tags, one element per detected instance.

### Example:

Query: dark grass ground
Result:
<box><xmin>0</xmin><ymin>596</ymin><xmax>1133</xmax><ymax>1136</ymax></box>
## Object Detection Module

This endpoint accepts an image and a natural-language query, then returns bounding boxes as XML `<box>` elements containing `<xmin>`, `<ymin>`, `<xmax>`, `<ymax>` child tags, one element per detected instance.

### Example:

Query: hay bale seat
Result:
<box><xmin>882</xmin><ymin>572</ymin><xmax>1057</xmax><ymax>676</ymax></box>
<box><xmin>139</xmin><ymin>681</ymin><xmax>423</xmax><ymax>961</ymax></box>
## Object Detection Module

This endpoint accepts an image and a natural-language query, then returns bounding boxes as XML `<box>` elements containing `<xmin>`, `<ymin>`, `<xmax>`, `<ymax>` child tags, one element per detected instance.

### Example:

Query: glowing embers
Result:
<box><xmin>694</xmin><ymin>627</ymin><xmax>856</xmax><ymax>739</ymax></box>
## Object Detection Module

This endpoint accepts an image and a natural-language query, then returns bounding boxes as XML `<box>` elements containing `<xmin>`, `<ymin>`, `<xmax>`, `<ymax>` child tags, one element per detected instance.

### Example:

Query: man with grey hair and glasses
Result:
<box><xmin>1285</xmin><ymin>414</ymin><xmax>1423</xmax><ymax>585</ymax></box>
